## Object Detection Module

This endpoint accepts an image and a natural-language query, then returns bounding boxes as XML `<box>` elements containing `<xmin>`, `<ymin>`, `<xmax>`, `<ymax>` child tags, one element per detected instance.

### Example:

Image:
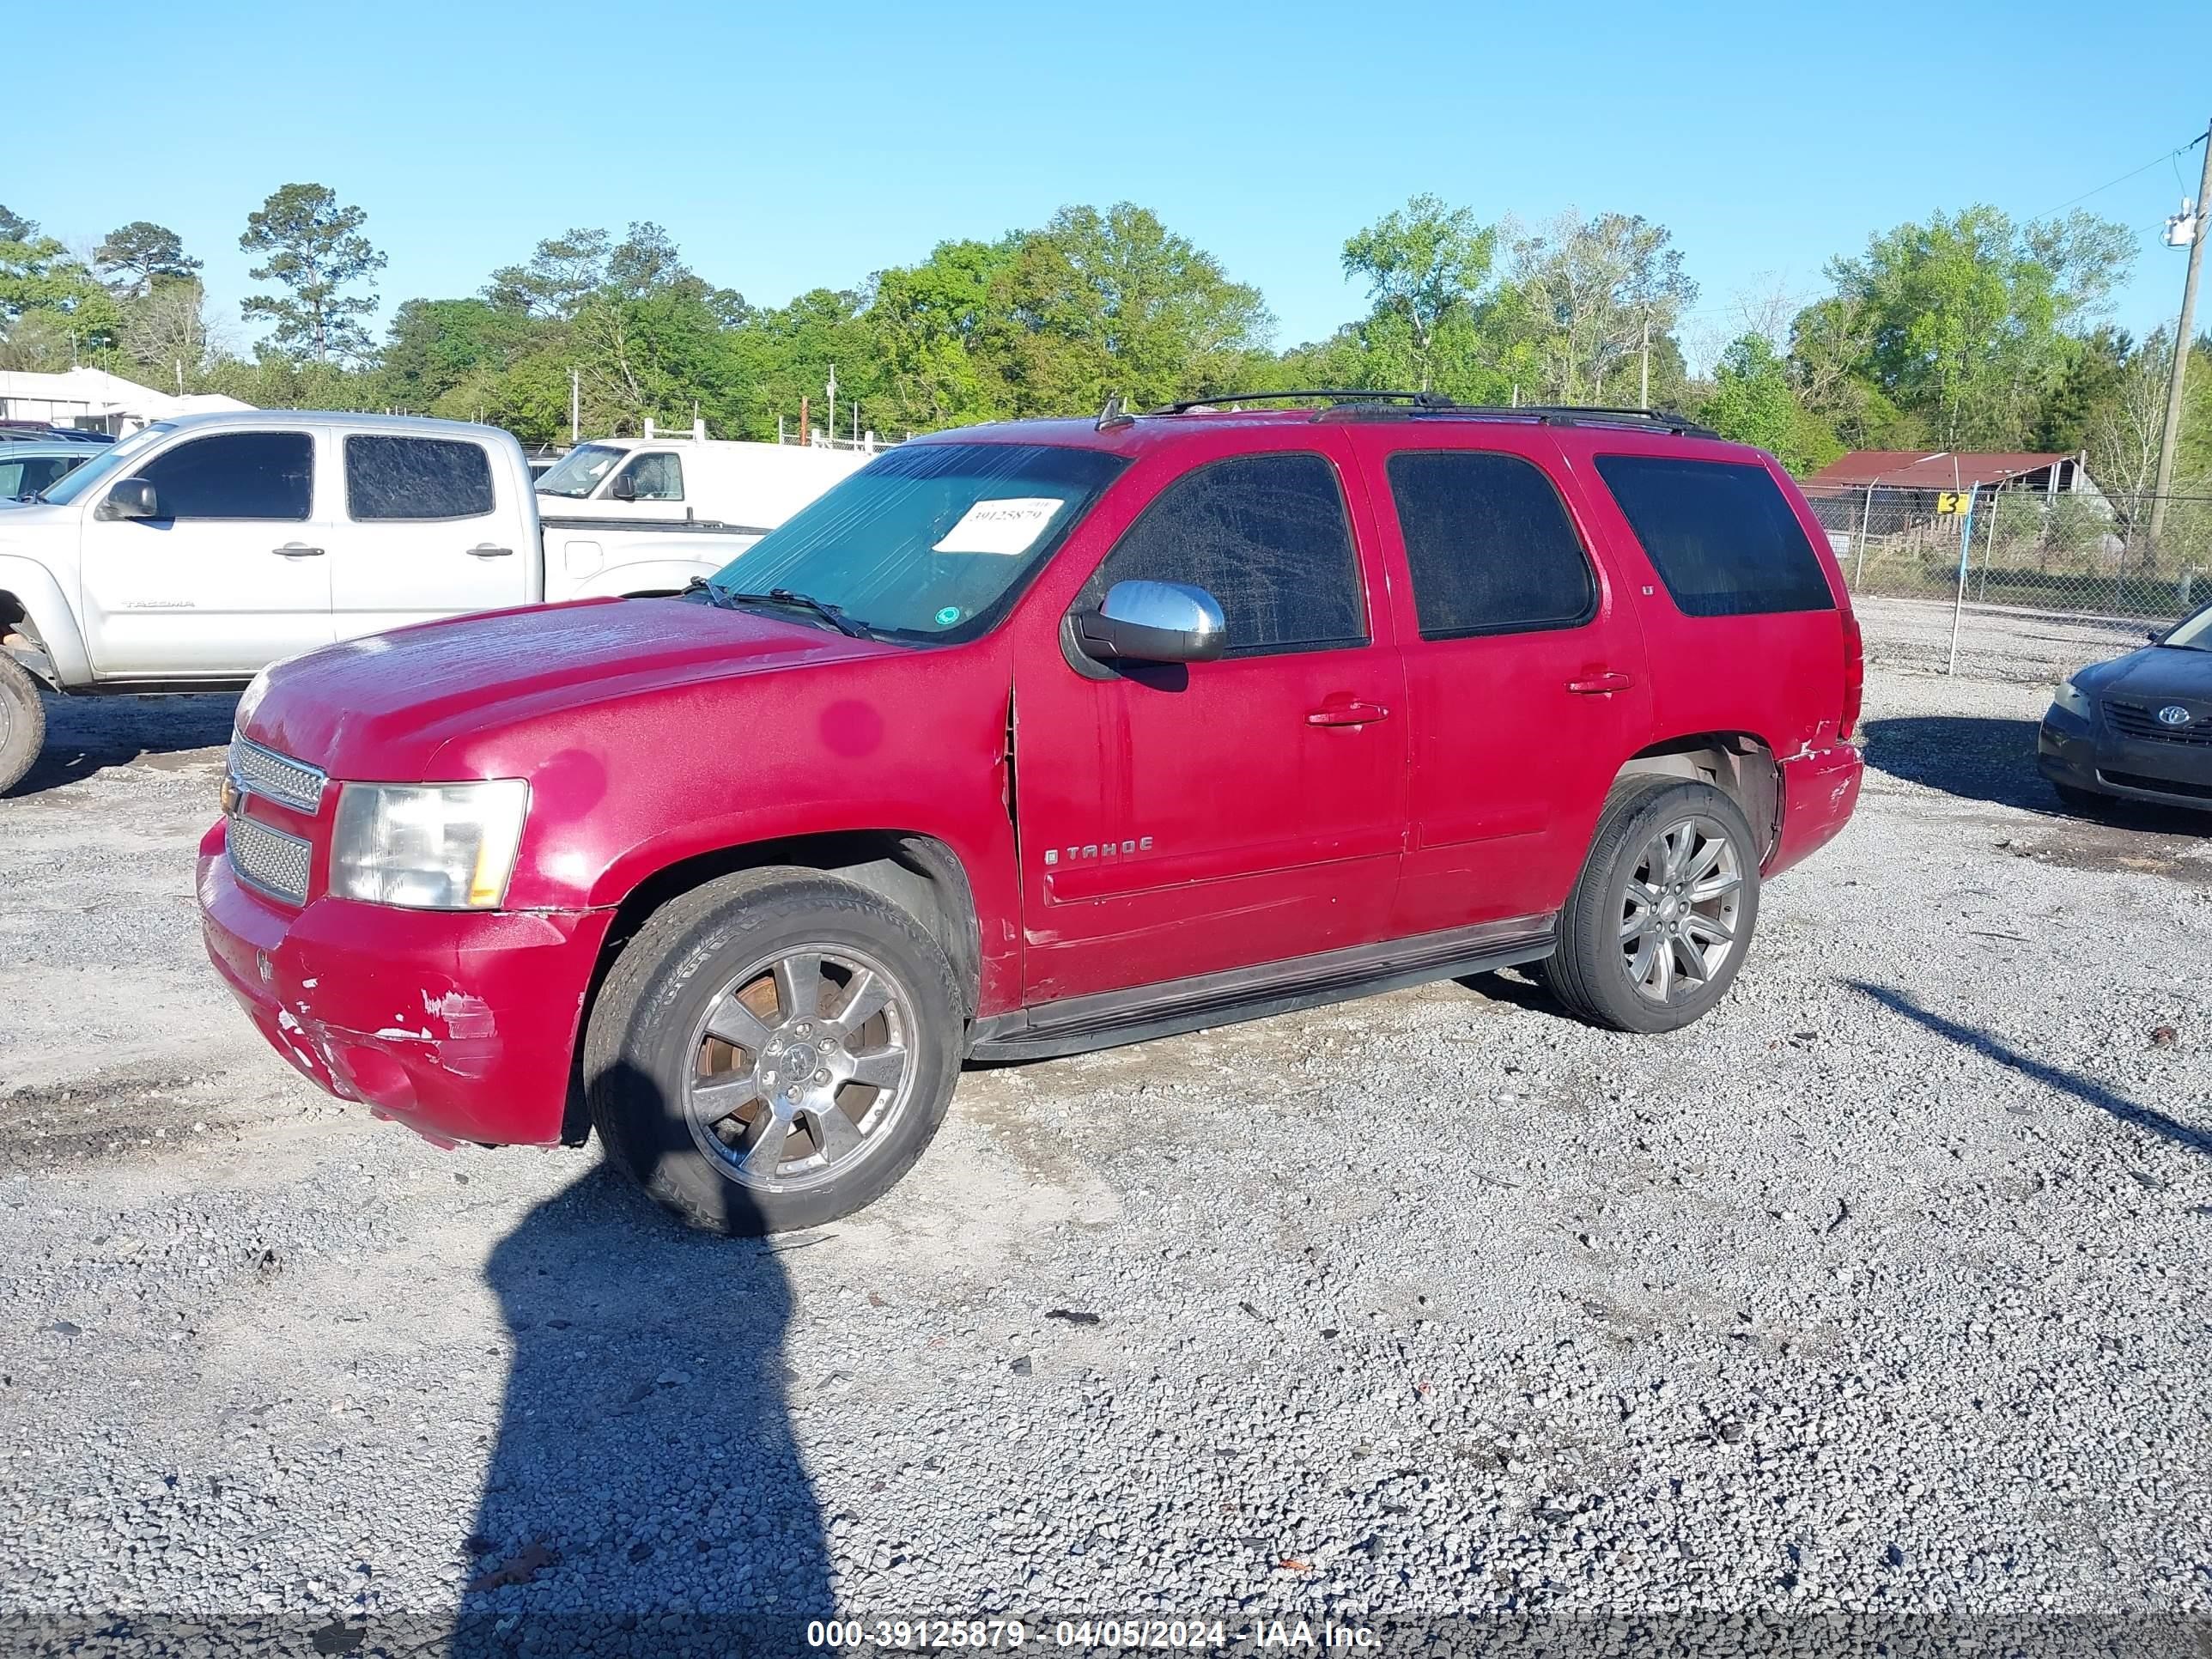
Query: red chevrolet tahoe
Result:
<box><xmin>198</xmin><ymin>395</ymin><xmax>1864</xmax><ymax>1236</ymax></box>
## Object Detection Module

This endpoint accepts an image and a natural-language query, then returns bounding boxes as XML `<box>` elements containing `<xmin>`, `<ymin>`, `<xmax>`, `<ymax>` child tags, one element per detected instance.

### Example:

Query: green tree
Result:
<box><xmin>1699</xmin><ymin>335</ymin><xmax>1839</xmax><ymax>475</ymax></box>
<box><xmin>239</xmin><ymin>183</ymin><xmax>387</xmax><ymax>364</ymax></box>
<box><xmin>0</xmin><ymin>208</ymin><xmax>123</xmax><ymax>366</ymax></box>
<box><xmin>94</xmin><ymin>221</ymin><xmax>200</xmax><ymax>299</ymax></box>
<box><xmin>486</xmin><ymin>228</ymin><xmax>611</xmax><ymax>319</ymax></box>
<box><xmin>379</xmin><ymin>297</ymin><xmax>540</xmax><ymax>410</ymax></box>
<box><xmin>1819</xmin><ymin>205</ymin><xmax>2133</xmax><ymax>447</ymax></box>
<box><xmin>1340</xmin><ymin>193</ymin><xmax>1496</xmax><ymax>391</ymax></box>
<box><xmin>1504</xmin><ymin>211</ymin><xmax>1697</xmax><ymax>403</ymax></box>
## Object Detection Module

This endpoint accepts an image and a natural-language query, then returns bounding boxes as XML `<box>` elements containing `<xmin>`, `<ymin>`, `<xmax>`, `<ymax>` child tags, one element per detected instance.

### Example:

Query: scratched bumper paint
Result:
<box><xmin>1766</xmin><ymin>740</ymin><xmax>1863</xmax><ymax>879</ymax></box>
<box><xmin>198</xmin><ymin>823</ymin><xmax>612</xmax><ymax>1147</ymax></box>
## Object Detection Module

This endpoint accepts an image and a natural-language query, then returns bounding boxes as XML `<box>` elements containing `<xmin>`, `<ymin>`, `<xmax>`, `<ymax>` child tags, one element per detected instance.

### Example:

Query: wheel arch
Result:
<box><xmin>0</xmin><ymin>563</ymin><xmax>90</xmax><ymax>687</ymax></box>
<box><xmin>560</xmin><ymin>828</ymin><xmax>983</xmax><ymax>1143</ymax></box>
<box><xmin>1612</xmin><ymin>732</ymin><xmax>1781</xmax><ymax>862</ymax></box>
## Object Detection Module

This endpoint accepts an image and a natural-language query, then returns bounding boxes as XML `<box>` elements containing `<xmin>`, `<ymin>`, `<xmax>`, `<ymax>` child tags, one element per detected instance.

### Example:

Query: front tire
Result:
<box><xmin>1543</xmin><ymin>778</ymin><xmax>1762</xmax><ymax>1034</ymax></box>
<box><xmin>0</xmin><ymin>653</ymin><xmax>46</xmax><ymax>795</ymax></box>
<box><xmin>583</xmin><ymin>867</ymin><xmax>961</xmax><ymax>1236</ymax></box>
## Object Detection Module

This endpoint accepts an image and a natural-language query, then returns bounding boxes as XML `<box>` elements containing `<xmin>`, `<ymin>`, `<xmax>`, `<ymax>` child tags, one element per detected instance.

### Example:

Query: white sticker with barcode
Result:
<box><xmin>932</xmin><ymin>497</ymin><xmax>1064</xmax><ymax>556</ymax></box>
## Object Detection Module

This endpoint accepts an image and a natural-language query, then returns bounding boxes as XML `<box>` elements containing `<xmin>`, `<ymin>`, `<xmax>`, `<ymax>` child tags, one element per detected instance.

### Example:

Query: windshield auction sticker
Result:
<box><xmin>933</xmin><ymin>497</ymin><xmax>1064</xmax><ymax>556</ymax></box>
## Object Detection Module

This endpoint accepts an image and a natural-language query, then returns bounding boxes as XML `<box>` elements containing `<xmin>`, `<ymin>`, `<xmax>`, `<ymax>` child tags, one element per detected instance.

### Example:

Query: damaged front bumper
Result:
<box><xmin>197</xmin><ymin>822</ymin><xmax>612</xmax><ymax>1147</ymax></box>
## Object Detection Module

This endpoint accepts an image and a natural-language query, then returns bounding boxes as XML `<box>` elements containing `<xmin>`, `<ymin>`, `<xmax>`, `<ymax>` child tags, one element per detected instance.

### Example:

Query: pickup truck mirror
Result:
<box><xmin>605</xmin><ymin>470</ymin><xmax>638</xmax><ymax>502</ymax></box>
<box><xmin>1075</xmin><ymin>580</ymin><xmax>1228</xmax><ymax>665</ymax></box>
<box><xmin>96</xmin><ymin>478</ymin><xmax>161</xmax><ymax>521</ymax></box>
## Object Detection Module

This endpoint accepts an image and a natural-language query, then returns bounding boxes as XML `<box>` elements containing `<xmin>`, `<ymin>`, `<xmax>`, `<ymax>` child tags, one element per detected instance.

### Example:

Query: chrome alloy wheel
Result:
<box><xmin>1619</xmin><ymin>816</ymin><xmax>1744</xmax><ymax>1004</ymax></box>
<box><xmin>683</xmin><ymin>945</ymin><xmax>915</xmax><ymax>1194</ymax></box>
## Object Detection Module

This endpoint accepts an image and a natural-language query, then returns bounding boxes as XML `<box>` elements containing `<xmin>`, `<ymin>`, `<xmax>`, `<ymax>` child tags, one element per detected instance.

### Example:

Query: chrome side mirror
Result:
<box><xmin>97</xmin><ymin>477</ymin><xmax>161</xmax><ymax>521</ymax></box>
<box><xmin>1075</xmin><ymin>580</ymin><xmax>1227</xmax><ymax>665</ymax></box>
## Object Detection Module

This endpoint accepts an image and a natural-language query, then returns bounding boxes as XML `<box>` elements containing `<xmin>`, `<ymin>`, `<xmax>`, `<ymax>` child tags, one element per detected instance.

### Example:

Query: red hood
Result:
<box><xmin>241</xmin><ymin>598</ymin><xmax>896</xmax><ymax>778</ymax></box>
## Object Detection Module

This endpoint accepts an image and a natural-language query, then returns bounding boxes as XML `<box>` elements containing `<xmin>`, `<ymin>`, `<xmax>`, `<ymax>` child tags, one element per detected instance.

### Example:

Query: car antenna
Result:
<box><xmin>1096</xmin><ymin>394</ymin><xmax>1133</xmax><ymax>432</ymax></box>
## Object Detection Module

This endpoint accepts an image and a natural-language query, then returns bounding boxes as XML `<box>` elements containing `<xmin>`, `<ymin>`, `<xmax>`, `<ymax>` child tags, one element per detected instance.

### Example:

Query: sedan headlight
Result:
<box><xmin>331</xmin><ymin>780</ymin><xmax>529</xmax><ymax>910</ymax></box>
<box><xmin>2051</xmin><ymin>679</ymin><xmax>2093</xmax><ymax>721</ymax></box>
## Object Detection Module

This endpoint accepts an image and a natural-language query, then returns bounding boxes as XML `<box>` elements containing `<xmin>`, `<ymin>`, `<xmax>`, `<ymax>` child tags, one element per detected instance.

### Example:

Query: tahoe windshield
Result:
<box><xmin>535</xmin><ymin>443</ymin><xmax>625</xmax><ymax>499</ymax></box>
<box><xmin>36</xmin><ymin>422</ymin><xmax>175</xmax><ymax>505</ymax></box>
<box><xmin>707</xmin><ymin>441</ymin><xmax>1127</xmax><ymax>642</ymax></box>
<box><xmin>2165</xmin><ymin>605</ymin><xmax>2212</xmax><ymax>651</ymax></box>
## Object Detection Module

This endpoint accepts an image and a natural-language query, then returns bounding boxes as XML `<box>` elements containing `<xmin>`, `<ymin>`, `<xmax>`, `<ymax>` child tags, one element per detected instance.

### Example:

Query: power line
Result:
<box><xmin>2039</xmin><ymin>131</ymin><xmax>2207</xmax><ymax>217</ymax></box>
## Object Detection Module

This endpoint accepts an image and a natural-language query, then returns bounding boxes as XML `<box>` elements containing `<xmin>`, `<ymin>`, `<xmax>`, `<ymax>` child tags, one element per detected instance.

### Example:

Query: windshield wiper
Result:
<box><xmin>702</xmin><ymin>582</ymin><xmax>873</xmax><ymax>641</ymax></box>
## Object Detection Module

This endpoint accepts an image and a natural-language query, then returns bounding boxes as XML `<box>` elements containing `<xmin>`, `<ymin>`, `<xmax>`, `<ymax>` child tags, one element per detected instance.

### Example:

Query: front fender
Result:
<box><xmin>0</xmin><ymin>554</ymin><xmax>89</xmax><ymax>685</ymax></box>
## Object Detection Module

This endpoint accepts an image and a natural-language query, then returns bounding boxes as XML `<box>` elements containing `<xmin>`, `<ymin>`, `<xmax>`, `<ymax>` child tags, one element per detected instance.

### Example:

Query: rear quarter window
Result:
<box><xmin>345</xmin><ymin>434</ymin><xmax>496</xmax><ymax>521</ymax></box>
<box><xmin>1593</xmin><ymin>455</ymin><xmax>1833</xmax><ymax>617</ymax></box>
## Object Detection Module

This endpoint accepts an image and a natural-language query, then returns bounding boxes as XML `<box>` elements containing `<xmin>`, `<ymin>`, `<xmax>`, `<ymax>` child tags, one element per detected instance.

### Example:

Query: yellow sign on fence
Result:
<box><xmin>1936</xmin><ymin>491</ymin><xmax>1968</xmax><ymax>515</ymax></box>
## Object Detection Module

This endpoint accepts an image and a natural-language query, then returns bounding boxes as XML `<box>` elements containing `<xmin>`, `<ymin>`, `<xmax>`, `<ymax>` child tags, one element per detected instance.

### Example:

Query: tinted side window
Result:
<box><xmin>1088</xmin><ymin>453</ymin><xmax>1364</xmax><ymax>656</ymax></box>
<box><xmin>1593</xmin><ymin>455</ymin><xmax>1833</xmax><ymax>617</ymax></box>
<box><xmin>1388</xmin><ymin>451</ymin><xmax>1595</xmax><ymax>638</ymax></box>
<box><xmin>0</xmin><ymin>455</ymin><xmax>80</xmax><ymax>499</ymax></box>
<box><xmin>135</xmin><ymin>432</ymin><xmax>313</xmax><ymax>521</ymax></box>
<box><xmin>620</xmin><ymin>453</ymin><xmax>684</xmax><ymax>501</ymax></box>
<box><xmin>345</xmin><ymin>435</ymin><xmax>495</xmax><ymax>521</ymax></box>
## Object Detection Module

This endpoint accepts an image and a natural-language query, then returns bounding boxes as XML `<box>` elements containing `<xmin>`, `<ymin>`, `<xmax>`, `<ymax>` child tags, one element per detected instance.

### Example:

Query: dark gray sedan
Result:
<box><xmin>2039</xmin><ymin>601</ymin><xmax>2212</xmax><ymax>813</ymax></box>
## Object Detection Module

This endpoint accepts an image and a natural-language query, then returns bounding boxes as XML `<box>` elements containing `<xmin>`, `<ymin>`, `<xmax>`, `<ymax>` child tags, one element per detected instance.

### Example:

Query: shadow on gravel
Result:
<box><xmin>1851</xmin><ymin>981</ymin><xmax>2211</xmax><ymax>1158</ymax></box>
<box><xmin>453</xmin><ymin>1138</ymin><xmax>829</xmax><ymax>1652</ymax></box>
<box><xmin>1862</xmin><ymin>714</ymin><xmax>2212</xmax><ymax>836</ymax></box>
<box><xmin>9</xmin><ymin>690</ymin><xmax>239</xmax><ymax>797</ymax></box>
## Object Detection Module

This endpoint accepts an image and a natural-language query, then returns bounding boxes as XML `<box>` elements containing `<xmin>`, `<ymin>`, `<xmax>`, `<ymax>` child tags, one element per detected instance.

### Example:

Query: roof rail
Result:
<box><xmin>1147</xmin><ymin>389</ymin><xmax>1449</xmax><ymax>415</ymax></box>
<box><xmin>1427</xmin><ymin>404</ymin><xmax>1721</xmax><ymax>439</ymax></box>
<box><xmin>1138</xmin><ymin>390</ymin><xmax>1718</xmax><ymax>439</ymax></box>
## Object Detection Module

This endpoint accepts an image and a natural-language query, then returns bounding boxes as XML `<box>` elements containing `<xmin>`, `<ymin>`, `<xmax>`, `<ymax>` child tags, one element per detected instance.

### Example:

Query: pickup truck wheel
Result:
<box><xmin>0</xmin><ymin>653</ymin><xmax>46</xmax><ymax>796</ymax></box>
<box><xmin>1541</xmin><ymin>778</ymin><xmax>1761</xmax><ymax>1035</ymax></box>
<box><xmin>583</xmin><ymin>867</ymin><xmax>961</xmax><ymax>1236</ymax></box>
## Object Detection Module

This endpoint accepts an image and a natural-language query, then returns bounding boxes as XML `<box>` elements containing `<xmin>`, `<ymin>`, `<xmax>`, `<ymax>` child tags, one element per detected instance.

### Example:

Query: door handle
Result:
<box><xmin>1567</xmin><ymin>671</ymin><xmax>1634</xmax><ymax>695</ymax></box>
<box><xmin>1307</xmin><ymin>699</ymin><xmax>1390</xmax><ymax>726</ymax></box>
<box><xmin>466</xmin><ymin>544</ymin><xmax>515</xmax><ymax>558</ymax></box>
<box><xmin>270</xmin><ymin>543</ymin><xmax>325</xmax><ymax>557</ymax></box>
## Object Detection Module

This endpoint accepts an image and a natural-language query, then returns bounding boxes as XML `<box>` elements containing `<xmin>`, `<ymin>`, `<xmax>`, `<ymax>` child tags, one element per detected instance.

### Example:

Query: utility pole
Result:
<box><xmin>1638</xmin><ymin>316</ymin><xmax>1651</xmax><ymax>409</ymax></box>
<box><xmin>2149</xmin><ymin>119</ymin><xmax>2212</xmax><ymax>547</ymax></box>
<box><xmin>826</xmin><ymin>364</ymin><xmax>837</xmax><ymax>449</ymax></box>
<box><xmin>569</xmin><ymin>368</ymin><xmax>580</xmax><ymax>444</ymax></box>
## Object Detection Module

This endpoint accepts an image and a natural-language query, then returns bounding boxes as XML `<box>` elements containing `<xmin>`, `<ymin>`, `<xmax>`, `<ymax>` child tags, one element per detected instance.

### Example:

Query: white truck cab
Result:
<box><xmin>534</xmin><ymin>424</ymin><xmax>876</xmax><ymax>531</ymax></box>
<box><xmin>0</xmin><ymin>410</ymin><xmax>828</xmax><ymax>791</ymax></box>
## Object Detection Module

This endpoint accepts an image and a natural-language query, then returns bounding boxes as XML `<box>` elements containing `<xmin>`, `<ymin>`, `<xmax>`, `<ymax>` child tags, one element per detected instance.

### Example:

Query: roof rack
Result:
<box><xmin>1139</xmin><ymin>390</ymin><xmax>1717</xmax><ymax>439</ymax></box>
<box><xmin>1147</xmin><ymin>389</ymin><xmax>1452</xmax><ymax>415</ymax></box>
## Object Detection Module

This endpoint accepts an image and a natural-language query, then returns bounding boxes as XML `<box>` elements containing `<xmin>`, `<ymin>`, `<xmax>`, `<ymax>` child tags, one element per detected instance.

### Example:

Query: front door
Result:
<box><xmin>325</xmin><ymin>430</ymin><xmax>530</xmax><ymax>638</ymax></box>
<box><xmin>78</xmin><ymin>428</ymin><xmax>333</xmax><ymax>678</ymax></box>
<box><xmin>1013</xmin><ymin>441</ymin><xmax>1407</xmax><ymax>1005</ymax></box>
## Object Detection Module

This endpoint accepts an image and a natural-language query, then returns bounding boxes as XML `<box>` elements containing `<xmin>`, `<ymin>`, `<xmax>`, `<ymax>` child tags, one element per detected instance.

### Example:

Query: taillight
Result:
<box><xmin>1839</xmin><ymin>605</ymin><xmax>1864</xmax><ymax>741</ymax></box>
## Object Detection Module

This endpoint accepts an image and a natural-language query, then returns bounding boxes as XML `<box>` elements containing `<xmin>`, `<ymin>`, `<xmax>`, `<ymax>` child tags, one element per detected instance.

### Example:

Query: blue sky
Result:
<box><xmin>12</xmin><ymin>0</ymin><xmax>2207</xmax><ymax>368</ymax></box>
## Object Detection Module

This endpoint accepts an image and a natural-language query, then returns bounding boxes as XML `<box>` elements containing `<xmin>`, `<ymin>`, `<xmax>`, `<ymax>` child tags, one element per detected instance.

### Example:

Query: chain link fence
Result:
<box><xmin>1802</xmin><ymin>483</ymin><xmax>2212</xmax><ymax>684</ymax></box>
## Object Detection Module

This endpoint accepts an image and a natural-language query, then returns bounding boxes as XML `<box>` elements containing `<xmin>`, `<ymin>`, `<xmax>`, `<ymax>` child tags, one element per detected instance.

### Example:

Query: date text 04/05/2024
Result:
<box><xmin>805</xmin><ymin>1618</ymin><xmax>1380</xmax><ymax>1650</ymax></box>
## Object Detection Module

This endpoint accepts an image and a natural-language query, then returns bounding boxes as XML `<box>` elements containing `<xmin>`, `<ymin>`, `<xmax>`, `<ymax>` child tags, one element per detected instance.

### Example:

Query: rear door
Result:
<box><xmin>1579</xmin><ymin>447</ymin><xmax>1847</xmax><ymax>783</ymax></box>
<box><xmin>77</xmin><ymin>427</ymin><xmax>332</xmax><ymax>677</ymax></box>
<box><xmin>1341</xmin><ymin>425</ymin><xmax>1652</xmax><ymax>934</ymax></box>
<box><xmin>1012</xmin><ymin>434</ymin><xmax>1408</xmax><ymax>1003</ymax></box>
<box><xmin>326</xmin><ymin>431</ymin><xmax>528</xmax><ymax>638</ymax></box>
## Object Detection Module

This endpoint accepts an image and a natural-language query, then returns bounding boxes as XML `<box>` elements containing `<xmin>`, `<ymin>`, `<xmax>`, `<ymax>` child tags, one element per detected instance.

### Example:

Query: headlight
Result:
<box><xmin>2051</xmin><ymin>680</ymin><xmax>2093</xmax><ymax>720</ymax></box>
<box><xmin>330</xmin><ymin>780</ymin><xmax>529</xmax><ymax>910</ymax></box>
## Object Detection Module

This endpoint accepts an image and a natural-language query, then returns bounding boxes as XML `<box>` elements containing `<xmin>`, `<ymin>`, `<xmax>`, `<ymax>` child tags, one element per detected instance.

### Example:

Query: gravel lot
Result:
<box><xmin>1</xmin><ymin>648</ymin><xmax>2208</xmax><ymax>1655</ymax></box>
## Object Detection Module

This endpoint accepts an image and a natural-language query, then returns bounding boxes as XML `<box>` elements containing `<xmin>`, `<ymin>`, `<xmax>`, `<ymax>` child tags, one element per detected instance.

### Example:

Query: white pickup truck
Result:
<box><xmin>0</xmin><ymin>410</ymin><xmax>766</xmax><ymax>791</ymax></box>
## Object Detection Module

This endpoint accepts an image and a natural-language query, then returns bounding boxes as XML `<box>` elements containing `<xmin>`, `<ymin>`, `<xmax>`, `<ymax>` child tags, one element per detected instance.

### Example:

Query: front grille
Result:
<box><xmin>228</xmin><ymin>736</ymin><xmax>327</xmax><ymax>811</ymax></box>
<box><xmin>2105</xmin><ymin>700</ymin><xmax>2212</xmax><ymax>747</ymax></box>
<box><xmin>228</xmin><ymin>813</ymin><xmax>313</xmax><ymax>905</ymax></box>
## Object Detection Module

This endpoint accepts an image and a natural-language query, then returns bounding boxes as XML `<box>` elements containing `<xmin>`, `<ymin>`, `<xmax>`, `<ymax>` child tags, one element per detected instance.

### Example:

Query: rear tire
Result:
<box><xmin>583</xmin><ymin>867</ymin><xmax>961</xmax><ymax>1236</ymax></box>
<box><xmin>0</xmin><ymin>654</ymin><xmax>46</xmax><ymax>796</ymax></box>
<box><xmin>1542</xmin><ymin>777</ymin><xmax>1762</xmax><ymax>1035</ymax></box>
